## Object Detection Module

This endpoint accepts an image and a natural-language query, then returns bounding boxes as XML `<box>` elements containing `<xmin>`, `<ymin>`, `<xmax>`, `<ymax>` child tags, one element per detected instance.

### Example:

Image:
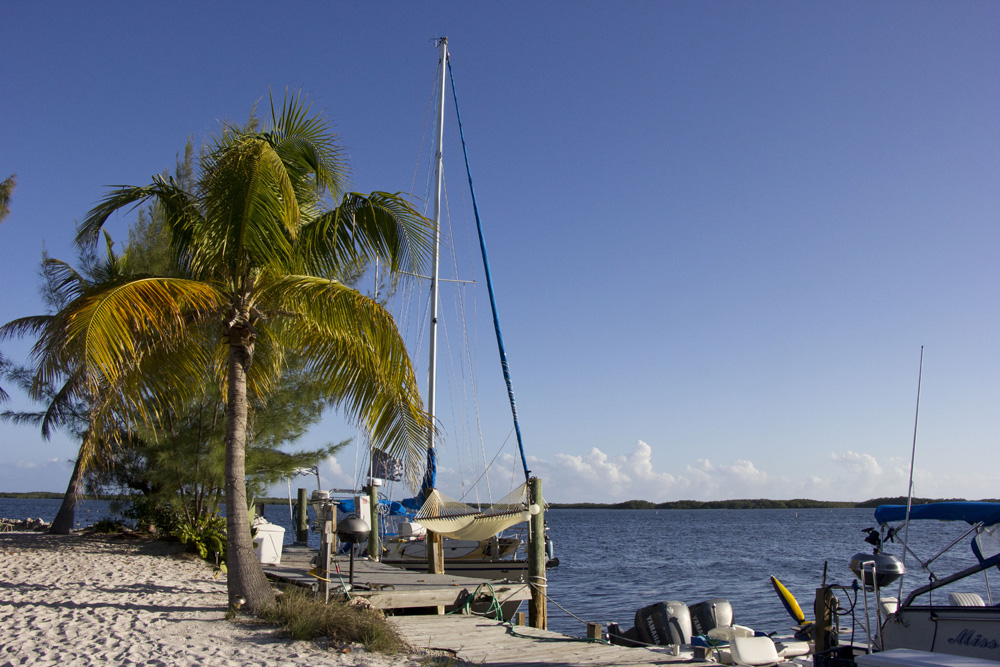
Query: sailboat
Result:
<box><xmin>370</xmin><ymin>38</ymin><xmax>554</xmax><ymax>581</ymax></box>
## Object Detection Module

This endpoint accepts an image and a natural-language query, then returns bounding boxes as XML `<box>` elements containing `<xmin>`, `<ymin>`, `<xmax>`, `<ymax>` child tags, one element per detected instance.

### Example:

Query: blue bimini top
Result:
<box><xmin>874</xmin><ymin>501</ymin><xmax>1000</xmax><ymax>527</ymax></box>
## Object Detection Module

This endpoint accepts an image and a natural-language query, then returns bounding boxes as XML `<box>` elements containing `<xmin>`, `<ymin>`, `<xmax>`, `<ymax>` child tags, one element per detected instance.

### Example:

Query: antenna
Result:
<box><xmin>897</xmin><ymin>345</ymin><xmax>924</xmax><ymax>601</ymax></box>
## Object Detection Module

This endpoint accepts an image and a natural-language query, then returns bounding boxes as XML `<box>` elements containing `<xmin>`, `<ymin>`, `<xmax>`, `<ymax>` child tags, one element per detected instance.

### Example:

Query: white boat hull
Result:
<box><xmin>881</xmin><ymin>607</ymin><xmax>1000</xmax><ymax>662</ymax></box>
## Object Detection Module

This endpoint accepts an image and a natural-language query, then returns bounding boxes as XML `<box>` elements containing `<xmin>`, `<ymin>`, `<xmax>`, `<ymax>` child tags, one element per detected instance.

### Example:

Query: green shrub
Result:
<box><xmin>122</xmin><ymin>495</ymin><xmax>181</xmax><ymax>535</ymax></box>
<box><xmin>258</xmin><ymin>588</ymin><xmax>407</xmax><ymax>653</ymax></box>
<box><xmin>175</xmin><ymin>514</ymin><xmax>227</xmax><ymax>561</ymax></box>
<box><xmin>92</xmin><ymin>518</ymin><xmax>126</xmax><ymax>533</ymax></box>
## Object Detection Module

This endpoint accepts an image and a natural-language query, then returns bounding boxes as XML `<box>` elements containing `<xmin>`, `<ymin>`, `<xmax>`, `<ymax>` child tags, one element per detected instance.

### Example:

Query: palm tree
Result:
<box><xmin>0</xmin><ymin>173</ymin><xmax>14</xmax><ymax>224</ymax></box>
<box><xmin>1</xmin><ymin>235</ymin><xmax>149</xmax><ymax>534</ymax></box>
<box><xmin>0</xmin><ymin>174</ymin><xmax>16</xmax><ymax>400</ymax></box>
<box><xmin>67</xmin><ymin>93</ymin><xmax>434</xmax><ymax>612</ymax></box>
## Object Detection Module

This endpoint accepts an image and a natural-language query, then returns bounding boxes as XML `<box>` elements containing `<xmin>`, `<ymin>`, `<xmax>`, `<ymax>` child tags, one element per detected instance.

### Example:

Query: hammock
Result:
<box><xmin>414</xmin><ymin>483</ymin><xmax>529</xmax><ymax>540</ymax></box>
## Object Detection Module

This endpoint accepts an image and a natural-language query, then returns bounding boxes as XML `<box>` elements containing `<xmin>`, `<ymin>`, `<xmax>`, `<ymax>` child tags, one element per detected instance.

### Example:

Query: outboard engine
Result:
<box><xmin>608</xmin><ymin>599</ymin><xmax>700</xmax><ymax>647</ymax></box>
<box><xmin>635</xmin><ymin>601</ymin><xmax>692</xmax><ymax>646</ymax></box>
<box><xmin>689</xmin><ymin>598</ymin><xmax>733</xmax><ymax>636</ymax></box>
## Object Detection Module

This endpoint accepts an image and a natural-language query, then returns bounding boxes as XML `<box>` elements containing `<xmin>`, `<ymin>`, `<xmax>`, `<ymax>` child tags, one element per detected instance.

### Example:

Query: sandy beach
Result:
<box><xmin>0</xmin><ymin>530</ymin><xmax>445</xmax><ymax>666</ymax></box>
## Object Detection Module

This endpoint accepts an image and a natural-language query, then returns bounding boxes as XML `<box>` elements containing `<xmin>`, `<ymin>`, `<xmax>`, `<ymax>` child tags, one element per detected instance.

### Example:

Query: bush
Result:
<box><xmin>121</xmin><ymin>495</ymin><xmax>181</xmax><ymax>535</ymax></box>
<box><xmin>258</xmin><ymin>588</ymin><xmax>407</xmax><ymax>653</ymax></box>
<box><xmin>175</xmin><ymin>514</ymin><xmax>227</xmax><ymax>561</ymax></box>
<box><xmin>91</xmin><ymin>518</ymin><xmax>126</xmax><ymax>533</ymax></box>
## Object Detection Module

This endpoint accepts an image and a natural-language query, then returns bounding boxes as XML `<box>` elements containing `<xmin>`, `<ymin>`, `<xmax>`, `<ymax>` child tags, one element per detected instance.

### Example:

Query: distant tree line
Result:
<box><xmin>549</xmin><ymin>497</ymin><xmax>996</xmax><ymax>510</ymax></box>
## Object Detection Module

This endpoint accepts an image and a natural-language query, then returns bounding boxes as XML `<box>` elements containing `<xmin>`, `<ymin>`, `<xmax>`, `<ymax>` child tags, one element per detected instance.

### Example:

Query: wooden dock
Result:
<box><xmin>263</xmin><ymin>544</ymin><xmax>530</xmax><ymax>614</ymax></box>
<box><xmin>394</xmin><ymin>614</ymin><xmax>706</xmax><ymax>666</ymax></box>
<box><xmin>263</xmin><ymin>544</ymin><xmax>717</xmax><ymax>666</ymax></box>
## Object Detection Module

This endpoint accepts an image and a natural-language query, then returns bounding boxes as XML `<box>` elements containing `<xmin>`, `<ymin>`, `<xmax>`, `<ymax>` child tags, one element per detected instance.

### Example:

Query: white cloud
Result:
<box><xmin>319</xmin><ymin>456</ymin><xmax>352</xmax><ymax>488</ymax></box>
<box><xmin>831</xmin><ymin>450</ymin><xmax>882</xmax><ymax>476</ymax></box>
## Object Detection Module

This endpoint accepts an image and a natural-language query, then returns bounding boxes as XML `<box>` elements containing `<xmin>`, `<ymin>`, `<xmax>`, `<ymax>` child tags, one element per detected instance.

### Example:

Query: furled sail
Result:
<box><xmin>414</xmin><ymin>483</ymin><xmax>529</xmax><ymax>540</ymax></box>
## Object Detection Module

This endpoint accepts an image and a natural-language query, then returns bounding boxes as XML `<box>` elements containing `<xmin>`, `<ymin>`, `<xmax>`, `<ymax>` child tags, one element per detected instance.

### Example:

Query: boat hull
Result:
<box><xmin>881</xmin><ymin>607</ymin><xmax>1000</xmax><ymax>661</ymax></box>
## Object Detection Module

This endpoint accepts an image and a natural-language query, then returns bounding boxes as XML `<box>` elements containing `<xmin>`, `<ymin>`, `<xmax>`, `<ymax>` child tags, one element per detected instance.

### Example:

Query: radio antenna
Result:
<box><xmin>897</xmin><ymin>345</ymin><xmax>924</xmax><ymax>601</ymax></box>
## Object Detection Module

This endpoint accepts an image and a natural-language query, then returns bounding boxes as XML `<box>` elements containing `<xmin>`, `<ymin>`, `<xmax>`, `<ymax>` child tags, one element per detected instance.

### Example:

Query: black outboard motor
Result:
<box><xmin>636</xmin><ymin>601</ymin><xmax>692</xmax><ymax>645</ymax></box>
<box><xmin>689</xmin><ymin>598</ymin><xmax>733</xmax><ymax>637</ymax></box>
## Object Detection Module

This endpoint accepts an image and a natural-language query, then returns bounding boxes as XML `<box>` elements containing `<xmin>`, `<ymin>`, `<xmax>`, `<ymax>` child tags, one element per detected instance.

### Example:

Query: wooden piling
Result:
<box><xmin>814</xmin><ymin>586</ymin><xmax>839</xmax><ymax>653</ymax></box>
<box><xmin>295</xmin><ymin>488</ymin><xmax>309</xmax><ymax>544</ymax></box>
<box><xmin>427</xmin><ymin>530</ymin><xmax>444</xmax><ymax>574</ymax></box>
<box><xmin>527</xmin><ymin>476</ymin><xmax>547</xmax><ymax>629</ymax></box>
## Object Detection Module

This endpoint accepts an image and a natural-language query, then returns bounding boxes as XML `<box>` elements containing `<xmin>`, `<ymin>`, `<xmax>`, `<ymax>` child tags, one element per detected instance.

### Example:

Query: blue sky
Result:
<box><xmin>2</xmin><ymin>2</ymin><xmax>998</xmax><ymax>503</ymax></box>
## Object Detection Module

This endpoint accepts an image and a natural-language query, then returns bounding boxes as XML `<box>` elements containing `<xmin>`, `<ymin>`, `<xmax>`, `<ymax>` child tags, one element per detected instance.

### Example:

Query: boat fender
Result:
<box><xmin>545</xmin><ymin>535</ymin><xmax>554</xmax><ymax>561</ymax></box>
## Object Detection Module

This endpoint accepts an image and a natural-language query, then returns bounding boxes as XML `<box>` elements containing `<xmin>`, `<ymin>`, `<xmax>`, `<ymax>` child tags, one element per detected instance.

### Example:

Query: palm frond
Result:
<box><xmin>262</xmin><ymin>275</ymin><xmax>430</xmax><ymax>489</ymax></box>
<box><xmin>267</xmin><ymin>89</ymin><xmax>349</xmax><ymax>199</ymax></box>
<box><xmin>199</xmin><ymin>136</ymin><xmax>299</xmax><ymax>276</ymax></box>
<box><xmin>77</xmin><ymin>179</ymin><xmax>204</xmax><ymax>274</ymax></box>
<box><xmin>0</xmin><ymin>314</ymin><xmax>55</xmax><ymax>344</ymax></box>
<box><xmin>61</xmin><ymin>278</ymin><xmax>223</xmax><ymax>391</ymax></box>
<box><xmin>303</xmin><ymin>192</ymin><xmax>433</xmax><ymax>278</ymax></box>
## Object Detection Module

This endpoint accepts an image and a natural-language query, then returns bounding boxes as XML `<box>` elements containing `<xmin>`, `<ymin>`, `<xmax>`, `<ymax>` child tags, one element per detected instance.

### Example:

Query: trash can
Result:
<box><xmin>253</xmin><ymin>521</ymin><xmax>286</xmax><ymax>565</ymax></box>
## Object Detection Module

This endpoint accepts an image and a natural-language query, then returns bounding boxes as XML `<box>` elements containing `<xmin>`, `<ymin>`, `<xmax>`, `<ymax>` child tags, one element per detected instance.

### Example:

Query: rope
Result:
<box><xmin>450</xmin><ymin>576</ymin><xmax>611</xmax><ymax>646</ymax></box>
<box><xmin>447</xmin><ymin>582</ymin><xmax>506</xmax><ymax>620</ymax></box>
<box><xmin>506</xmin><ymin>624</ymin><xmax>610</xmax><ymax>645</ymax></box>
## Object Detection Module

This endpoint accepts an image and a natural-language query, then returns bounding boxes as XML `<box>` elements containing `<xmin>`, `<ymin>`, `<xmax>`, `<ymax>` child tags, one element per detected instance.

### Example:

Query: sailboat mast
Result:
<box><xmin>426</xmin><ymin>37</ymin><xmax>448</xmax><ymax>465</ymax></box>
<box><xmin>423</xmin><ymin>36</ymin><xmax>448</xmax><ymax>576</ymax></box>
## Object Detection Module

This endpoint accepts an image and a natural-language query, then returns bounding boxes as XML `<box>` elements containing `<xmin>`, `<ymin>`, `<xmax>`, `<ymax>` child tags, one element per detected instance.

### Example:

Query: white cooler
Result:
<box><xmin>253</xmin><ymin>521</ymin><xmax>286</xmax><ymax>565</ymax></box>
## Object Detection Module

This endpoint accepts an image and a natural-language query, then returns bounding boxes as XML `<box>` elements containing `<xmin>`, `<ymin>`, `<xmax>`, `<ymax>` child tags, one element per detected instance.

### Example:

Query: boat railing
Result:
<box><xmin>899</xmin><ymin>550</ymin><xmax>1000</xmax><ymax>608</ymax></box>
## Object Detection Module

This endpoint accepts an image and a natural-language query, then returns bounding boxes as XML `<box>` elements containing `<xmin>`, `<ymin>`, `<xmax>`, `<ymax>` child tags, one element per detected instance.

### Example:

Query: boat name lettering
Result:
<box><xmin>947</xmin><ymin>629</ymin><xmax>999</xmax><ymax>650</ymax></box>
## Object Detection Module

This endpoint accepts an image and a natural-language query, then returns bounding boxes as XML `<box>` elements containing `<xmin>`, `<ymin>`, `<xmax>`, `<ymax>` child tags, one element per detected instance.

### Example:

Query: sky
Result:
<box><xmin>1</xmin><ymin>2</ymin><xmax>998</xmax><ymax>504</ymax></box>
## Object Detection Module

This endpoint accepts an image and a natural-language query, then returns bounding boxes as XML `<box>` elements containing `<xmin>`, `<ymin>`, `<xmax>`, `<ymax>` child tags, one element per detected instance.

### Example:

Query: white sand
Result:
<box><xmin>0</xmin><ymin>531</ymin><xmax>446</xmax><ymax>666</ymax></box>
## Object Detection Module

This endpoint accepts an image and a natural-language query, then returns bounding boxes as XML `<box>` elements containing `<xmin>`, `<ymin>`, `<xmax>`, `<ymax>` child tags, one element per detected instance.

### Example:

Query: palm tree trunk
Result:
<box><xmin>224</xmin><ymin>334</ymin><xmax>275</xmax><ymax>613</ymax></box>
<box><xmin>50</xmin><ymin>455</ymin><xmax>85</xmax><ymax>534</ymax></box>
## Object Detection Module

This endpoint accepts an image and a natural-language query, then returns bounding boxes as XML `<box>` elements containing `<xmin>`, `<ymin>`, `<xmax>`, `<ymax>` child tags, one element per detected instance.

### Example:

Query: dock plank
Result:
<box><xmin>392</xmin><ymin>615</ymin><xmax>708</xmax><ymax>666</ymax></box>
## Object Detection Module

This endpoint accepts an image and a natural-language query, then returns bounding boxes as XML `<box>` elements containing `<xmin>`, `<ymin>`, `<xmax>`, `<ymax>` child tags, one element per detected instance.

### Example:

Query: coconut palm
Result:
<box><xmin>1</xmin><ymin>235</ymin><xmax>159</xmax><ymax>534</ymax></box>
<box><xmin>0</xmin><ymin>173</ymin><xmax>15</xmax><ymax>224</ymax></box>
<box><xmin>66</xmin><ymin>93</ymin><xmax>433</xmax><ymax>612</ymax></box>
<box><xmin>0</xmin><ymin>174</ymin><xmax>16</xmax><ymax>399</ymax></box>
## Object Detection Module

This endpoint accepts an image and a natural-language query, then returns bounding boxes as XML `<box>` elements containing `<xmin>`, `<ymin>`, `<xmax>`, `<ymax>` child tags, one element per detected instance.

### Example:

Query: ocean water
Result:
<box><xmin>2</xmin><ymin>499</ymin><xmax>986</xmax><ymax>638</ymax></box>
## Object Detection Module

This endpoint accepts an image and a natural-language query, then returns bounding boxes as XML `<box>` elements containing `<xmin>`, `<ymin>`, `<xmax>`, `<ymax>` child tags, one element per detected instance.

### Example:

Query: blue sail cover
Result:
<box><xmin>337</xmin><ymin>498</ymin><xmax>408</xmax><ymax>516</ymax></box>
<box><xmin>401</xmin><ymin>446</ymin><xmax>436</xmax><ymax>511</ymax></box>
<box><xmin>874</xmin><ymin>502</ymin><xmax>1000</xmax><ymax>526</ymax></box>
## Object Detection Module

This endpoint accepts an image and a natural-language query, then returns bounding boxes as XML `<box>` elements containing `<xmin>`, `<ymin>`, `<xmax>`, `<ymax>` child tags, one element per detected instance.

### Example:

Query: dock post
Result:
<box><xmin>319</xmin><ymin>503</ymin><xmax>334</xmax><ymax>604</ymax></box>
<box><xmin>295</xmin><ymin>488</ymin><xmax>309</xmax><ymax>544</ymax></box>
<box><xmin>814</xmin><ymin>586</ymin><xmax>839</xmax><ymax>653</ymax></box>
<box><xmin>428</xmin><ymin>531</ymin><xmax>444</xmax><ymax>574</ymax></box>
<box><xmin>527</xmin><ymin>476</ymin><xmax>547</xmax><ymax>629</ymax></box>
<box><xmin>367</xmin><ymin>483</ymin><xmax>380</xmax><ymax>560</ymax></box>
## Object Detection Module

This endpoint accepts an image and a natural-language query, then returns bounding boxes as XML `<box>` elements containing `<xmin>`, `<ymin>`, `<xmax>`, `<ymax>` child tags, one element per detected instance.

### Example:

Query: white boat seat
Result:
<box><xmin>947</xmin><ymin>592</ymin><xmax>985</xmax><ymax>606</ymax></box>
<box><xmin>730</xmin><ymin>636</ymin><xmax>780</xmax><ymax>666</ymax></box>
<box><xmin>880</xmin><ymin>596</ymin><xmax>899</xmax><ymax>616</ymax></box>
<box><xmin>708</xmin><ymin>625</ymin><xmax>756</xmax><ymax>642</ymax></box>
<box><xmin>775</xmin><ymin>640</ymin><xmax>811</xmax><ymax>658</ymax></box>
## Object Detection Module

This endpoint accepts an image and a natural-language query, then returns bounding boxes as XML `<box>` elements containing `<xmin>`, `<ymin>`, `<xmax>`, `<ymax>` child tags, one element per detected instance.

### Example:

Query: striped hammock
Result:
<box><xmin>414</xmin><ymin>482</ymin><xmax>529</xmax><ymax>541</ymax></box>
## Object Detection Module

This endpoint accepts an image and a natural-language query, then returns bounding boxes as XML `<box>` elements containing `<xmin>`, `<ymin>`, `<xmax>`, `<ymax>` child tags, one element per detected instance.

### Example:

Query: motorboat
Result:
<box><xmin>839</xmin><ymin>502</ymin><xmax>1000</xmax><ymax>663</ymax></box>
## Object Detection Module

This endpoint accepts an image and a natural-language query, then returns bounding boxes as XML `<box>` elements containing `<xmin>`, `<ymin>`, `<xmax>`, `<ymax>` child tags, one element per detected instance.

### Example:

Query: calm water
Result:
<box><xmin>2</xmin><ymin>499</ymin><xmax>985</xmax><ymax>638</ymax></box>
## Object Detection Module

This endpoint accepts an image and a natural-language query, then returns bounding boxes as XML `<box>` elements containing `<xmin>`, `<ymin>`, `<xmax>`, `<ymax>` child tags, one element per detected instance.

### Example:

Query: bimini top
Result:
<box><xmin>875</xmin><ymin>501</ymin><xmax>1000</xmax><ymax>527</ymax></box>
